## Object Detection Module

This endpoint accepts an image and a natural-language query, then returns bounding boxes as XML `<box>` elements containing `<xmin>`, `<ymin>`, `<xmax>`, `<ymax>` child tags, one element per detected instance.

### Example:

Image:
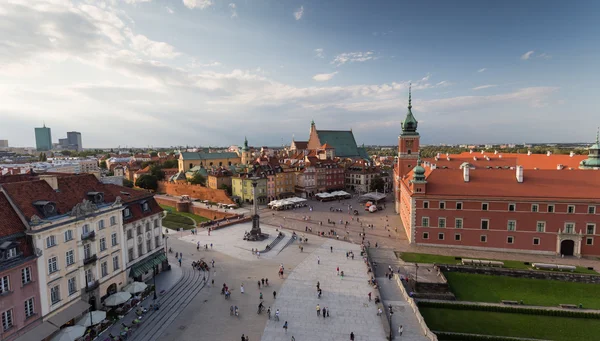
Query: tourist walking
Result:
<box><xmin>350</xmin><ymin>332</ymin><xmax>355</xmax><ymax>341</ymax></box>
<box><xmin>240</xmin><ymin>284</ymin><xmax>245</xmax><ymax>294</ymax></box>
<box><xmin>316</xmin><ymin>304</ymin><xmax>321</xmax><ymax>316</ymax></box>
<box><xmin>322</xmin><ymin>307</ymin><xmax>326</xmax><ymax>318</ymax></box>
<box><xmin>399</xmin><ymin>325</ymin><xmax>404</xmax><ymax>336</ymax></box>
<box><xmin>273</xmin><ymin>290</ymin><xmax>277</xmax><ymax>299</ymax></box>
<box><xmin>283</xmin><ymin>321</ymin><xmax>288</xmax><ymax>333</ymax></box>
<box><xmin>317</xmin><ymin>256</ymin><xmax>320</xmax><ymax>265</ymax></box>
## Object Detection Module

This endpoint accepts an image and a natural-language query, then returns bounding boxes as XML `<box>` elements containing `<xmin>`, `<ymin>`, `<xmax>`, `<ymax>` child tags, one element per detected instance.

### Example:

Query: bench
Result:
<box><xmin>501</xmin><ymin>300</ymin><xmax>519</xmax><ymax>305</ymax></box>
<box><xmin>559</xmin><ymin>304</ymin><xmax>578</xmax><ymax>309</ymax></box>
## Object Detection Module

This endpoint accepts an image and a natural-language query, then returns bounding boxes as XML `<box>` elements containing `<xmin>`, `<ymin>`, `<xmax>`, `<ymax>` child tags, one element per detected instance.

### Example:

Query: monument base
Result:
<box><xmin>244</xmin><ymin>214</ymin><xmax>268</xmax><ymax>241</ymax></box>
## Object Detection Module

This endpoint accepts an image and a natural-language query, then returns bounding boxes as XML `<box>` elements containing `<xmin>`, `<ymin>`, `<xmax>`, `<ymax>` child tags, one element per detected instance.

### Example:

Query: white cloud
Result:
<box><xmin>332</xmin><ymin>51</ymin><xmax>375</xmax><ymax>66</ymax></box>
<box><xmin>538</xmin><ymin>53</ymin><xmax>552</xmax><ymax>60</ymax></box>
<box><xmin>165</xmin><ymin>6</ymin><xmax>174</xmax><ymax>14</ymax></box>
<box><xmin>472</xmin><ymin>85</ymin><xmax>496</xmax><ymax>91</ymax></box>
<box><xmin>294</xmin><ymin>6</ymin><xmax>304</xmax><ymax>20</ymax></box>
<box><xmin>128</xmin><ymin>33</ymin><xmax>180</xmax><ymax>59</ymax></box>
<box><xmin>312</xmin><ymin>71</ymin><xmax>338</xmax><ymax>82</ymax></box>
<box><xmin>521</xmin><ymin>50</ymin><xmax>535</xmax><ymax>60</ymax></box>
<box><xmin>436</xmin><ymin>81</ymin><xmax>451</xmax><ymax>87</ymax></box>
<box><xmin>124</xmin><ymin>0</ymin><xmax>152</xmax><ymax>3</ymax></box>
<box><xmin>314</xmin><ymin>48</ymin><xmax>324</xmax><ymax>58</ymax></box>
<box><xmin>183</xmin><ymin>0</ymin><xmax>213</xmax><ymax>10</ymax></box>
<box><xmin>421</xmin><ymin>74</ymin><xmax>431</xmax><ymax>82</ymax></box>
<box><xmin>228</xmin><ymin>3</ymin><xmax>238</xmax><ymax>18</ymax></box>
<box><xmin>477</xmin><ymin>68</ymin><xmax>487</xmax><ymax>73</ymax></box>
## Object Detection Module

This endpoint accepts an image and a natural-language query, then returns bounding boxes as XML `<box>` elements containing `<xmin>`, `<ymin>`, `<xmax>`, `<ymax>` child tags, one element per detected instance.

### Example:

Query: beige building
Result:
<box><xmin>178</xmin><ymin>152</ymin><xmax>240</xmax><ymax>172</ymax></box>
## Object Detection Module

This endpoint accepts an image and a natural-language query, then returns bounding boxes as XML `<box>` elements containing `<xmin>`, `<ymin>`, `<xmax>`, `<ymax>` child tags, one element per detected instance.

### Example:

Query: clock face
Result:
<box><xmin>406</xmin><ymin>140</ymin><xmax>413</xmax><ymax>148</ymax></box>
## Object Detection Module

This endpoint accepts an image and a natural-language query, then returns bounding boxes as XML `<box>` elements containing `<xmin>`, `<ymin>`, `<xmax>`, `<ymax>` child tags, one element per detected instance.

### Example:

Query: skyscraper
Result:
<box><xmin>35</xmin><ymin>124</ymin><xmax>52</xmax><ymax>151</ymax></box>
<box><xmin>67</xmin><ymin>131</ymin><xmax>82</xmax><ymax>151</ymax></box>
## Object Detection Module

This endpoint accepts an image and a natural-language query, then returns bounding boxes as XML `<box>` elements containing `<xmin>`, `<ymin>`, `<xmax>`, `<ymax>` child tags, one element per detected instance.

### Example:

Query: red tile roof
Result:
<box><xmin>293</xmin><ymin>141</ymin><xmax>308</xmax><ymax>149</ymax></box>
<box><xmin>419</xmin><ymin>168</ymin><xmax>600</xmax><ymax>201</ymax></box>
<box><xmin>0</xmin><ymin>192</ymin><xmax>27</xmax><ymax>237</ymax></box>
<box><xmin>423</xmin><ymin>152</ymin><xmax>587</xmax><ymax>171</ymax></box>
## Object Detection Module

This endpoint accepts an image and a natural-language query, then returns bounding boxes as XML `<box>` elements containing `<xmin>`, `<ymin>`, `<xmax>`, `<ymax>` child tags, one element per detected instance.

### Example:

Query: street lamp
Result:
<box><xmin>388</xmin><ymin>304</ymin><xmax>394</xmax><ymax>340</ymax></box>
<box><xmin>414</xmin><ymin>263</ymin><xmax>419</xmax><ymax>292</ymax></box>
<box><xmin>153</xmin><ymin>266</ymin><xmax>158</xmax><ymax>300</ymax></box>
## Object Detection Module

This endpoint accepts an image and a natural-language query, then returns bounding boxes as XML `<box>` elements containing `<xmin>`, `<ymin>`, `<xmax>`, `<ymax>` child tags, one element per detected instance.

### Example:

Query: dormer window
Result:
<box><xmin>142</xmin><ymin>202</ymin><xmax>150</xmax><ymax>212</ymax></box>
<box><xmin>33</xmin><ymin>200</ymin><xmax>58</xmax><ymax>218</ymax></box>
<box><xmin>123</xmin><ymin>207</ymin><xmax>132</xmax><ymax>218</ymax></box>
<box><xmin>87</xmin><ymin>192</ymin><xmax>105</xmax><ymax>204</ymax></box>
<box><xmin>6</xmin><ymin>248</ymin><xmax>17</xmax><ymax>259</ymax></box>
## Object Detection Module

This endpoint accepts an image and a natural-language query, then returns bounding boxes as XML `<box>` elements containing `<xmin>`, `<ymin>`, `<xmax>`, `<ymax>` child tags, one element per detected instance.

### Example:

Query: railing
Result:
<box><xmin>83</xmin><ymin>254</ymin><xmax>97</xmax><ymax>265</ymax></box>
<box><xmin>85</xmin><ymin>280</ymin><xmax>99</xmax><ymax>292</ymax></box>
<box><xmin>81</xmin><ymin>231</ymin><xmax>96</xmax><ymax>241</ymax></box>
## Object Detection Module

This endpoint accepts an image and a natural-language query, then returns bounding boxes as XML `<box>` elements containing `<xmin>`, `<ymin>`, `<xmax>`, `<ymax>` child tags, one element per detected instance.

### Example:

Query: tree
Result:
<box><xmin>100</xmin><ymin>160</ymin><xmax>107</xmax><ymax>169</ymax></box>
<box><xmin>370</xmin><ymin>176</ymin><xmax>385</xmax><ymax>192</ymax></box>
<box><xmin>150</xmin><ymin>165</ymin><xmax>165</xmax><ymax>180</ymax></box>
<box><xmin>39</xmin><ymin>153</ymin><xmax>47</xmax><ymax>161</ymax></box>
<box><xmin>219</xmin><ymin>184</ymin><xmax>232</xmax><ymax>196</ymax></box>
<box><xmin>123</xmin><ymin>179</ymin><xmax>134</xmax><ymax>188</ymax></box>
<box><xmin>150</xmin><ymin>151</ymin><xmax>158</xmax><ymax>157</ymax></box>
<box><xmin>189</xmin><ymin>173</ymin><xmax>206</xmax><ymax>186</ymax></box>
<box><xmin>161</xmin><ymin>159</ymin><xmax>178</xmax><ymax>169</ymax></box>
<box><xmin>62</xmin><ymin>150</ymin><xmax>72</xmax><ymax>156</ymax></box>
<box><xmin>135</xmin><ymin>175</ymin><xmax>158</xmax><ymax>191</ymax></box>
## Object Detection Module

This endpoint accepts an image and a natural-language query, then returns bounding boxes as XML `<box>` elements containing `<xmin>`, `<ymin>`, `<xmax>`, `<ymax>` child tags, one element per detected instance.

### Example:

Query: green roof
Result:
<box><xmin>130</xmin><ymin>252</ymin><xmax>167</xmax><ymax>278</ymax></box>
<box><xmin>187</xmin><ymin>166</ymin><xmax>208</xmax><ymax>177</ymax></box>
<box><xmin>316</xmin><ymin>130</ymin><xmax>360</xmax><ymax>157</ymax></box>
<box><xmin>357</xmin><ymin>147</ymin><xmax>370</xmax><ymax>160</ymax></box>
<box><xmin>180</xmin><ymin>152</ymin><xmax>239</xmax><ymax>160</ymax></box>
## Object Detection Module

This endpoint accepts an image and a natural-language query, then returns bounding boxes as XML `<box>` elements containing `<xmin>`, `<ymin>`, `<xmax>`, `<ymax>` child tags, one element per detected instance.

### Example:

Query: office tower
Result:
<box><xmin>35</xmin><ymin>124</ymin><xmax>52</xmax><ymax>151</ymax></box>
<box><xmin>67</xmin><ymin>131</ymin><xmax>83</xmax><ymax>151</ymax></box>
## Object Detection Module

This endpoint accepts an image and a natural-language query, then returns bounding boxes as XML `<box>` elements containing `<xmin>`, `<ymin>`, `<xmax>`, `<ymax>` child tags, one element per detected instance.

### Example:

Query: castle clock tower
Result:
<box><xmin>397</xmin><ymin>84</ymin><xmax>420</xmax><ymax>176</ymax></box>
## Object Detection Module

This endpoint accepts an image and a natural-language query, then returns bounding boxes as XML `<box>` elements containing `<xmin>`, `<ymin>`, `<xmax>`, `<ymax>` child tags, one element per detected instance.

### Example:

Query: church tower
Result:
<box><xmin>397</xmin><ymin>84</ymin><xmax>420</xmax><ymax>176</ymax></box>
<box><xmin>241</xmin><ymin>136</ymin><xmax>252</xmax><ymax>165</ymax></box>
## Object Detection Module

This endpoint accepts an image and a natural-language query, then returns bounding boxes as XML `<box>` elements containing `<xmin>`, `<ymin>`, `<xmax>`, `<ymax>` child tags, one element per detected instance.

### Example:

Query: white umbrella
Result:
<box><xmin>51</xmin><ymin>325</ymin><xmax>86</xmax><ymax>341</ymax></box>
<box><xmin>104</xmin><ymin>292</ymin><xmax>131</xmax><ymax>306</ymax></box>
<box><xmin>123</xmin><ymin>282</ymin><xmax>148</xmax><ymax>294</ymax></box>
<box><xmin>77</xmin><ymin>310</ymin><xmax>106</xmax><ymax>327</ymax></box>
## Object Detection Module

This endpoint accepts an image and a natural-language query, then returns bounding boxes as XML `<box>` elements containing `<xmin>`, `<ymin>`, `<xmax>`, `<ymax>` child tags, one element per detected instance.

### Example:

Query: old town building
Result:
<box><xmin>178</xmin><ymin>152</ymin><xmax>240</xmax><ymax>172</ymax></box>
<box><xmin>393</xmin><ymin>88</ymin><xmax>600</xmax><ymax>257</ymax></box>
<box><xmin>345</xmin><ymin>159</ymin><xmax>382</xmax><ymax>194</ymax></box>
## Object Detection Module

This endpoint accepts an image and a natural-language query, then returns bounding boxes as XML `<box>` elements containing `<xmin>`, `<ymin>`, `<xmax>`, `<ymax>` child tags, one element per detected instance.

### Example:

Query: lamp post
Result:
<box><xmin>85</xmin><ymin>280</ymin><xmax>95</xmax><ymax>337</ymax></box>
<box><xmin>153</xmin><ymin>266</ymin><xmax>158</xmax><ymax>300</ymax></box>
<box><xmin>414</xmin><ymin>263</ymin><xmax>419</xmax><ymax>292</ymax></box>
<box><xmin>388</xmin><ymin>304</ymin><xmax>394</xmax><ymax>340</ymax></box>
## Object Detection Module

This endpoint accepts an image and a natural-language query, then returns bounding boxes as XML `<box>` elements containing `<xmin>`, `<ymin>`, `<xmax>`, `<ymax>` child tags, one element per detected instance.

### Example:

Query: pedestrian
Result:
<box><xmin>210</xmin><ymin>243</ymin><xmax>213</xmax><ymax>249</ymax></box>
<box><xmin>316</xmin><ymin>304</ymin><xmax>321</xmax><ymax>316</ymax></box>
<box><xmin>351</xmin><ymin>253</ymin><xmax>354</xmax><ymax>260</ymax></box>
<box><xmin>368</xmin><ymin>292</ymin><xmax>372</xmax><ymax>301</ymax></box>
<box><xmin>399</xmin><ymin>325</ymin><xmax>403</xmax><ymax>336</ymax></box>
<box><xmin>178</xmin><ymin>257</ymin><xmax>182</xmax><ymax>266</ymax></box>
<box><xmin>337</xmin><ymin>266</ymin><xmax>339</xmax><ymax>276</ymax></box>
<box><xmin>258</xmin><ymin>280</ymin><xmax>261</xmax><ymax>289</ymax></box>
<box><xmin>330</xmin><ymin>246</ymin><xmax>333</xmax><ymax>252</ymax></box>
<box><xmin>260</xmin><ymin>292</ymin><xmax>263</xmax><ymax>300</ymax></box>
<box><xmin>291</xmin><ymin>336</ymin><xmax>295</xmax><ymax>341</ymax></box>
<box><xmin>283</xmin><ymin>321</ymin><xmax>288</xmax><ymax>333</ymax></box>
<box><xmin>261</xmin><ymin>278</ymin><xmax>265</xmax><ymax>286</ymax></box>
<box><xmin>266</xmin><ymin>278</ymin><xmax>269</xmax><ymax>286</ymax></box>
<box><xmin>240</xmin><ymin>284</ymin><xmax>244</xmax><ymax>294</ymax></box>
<box><xmin>326</xmin><ymin>307</ymin><xmax>330</xmax><ymax>317</ymax></box>
<box><xmin>241</xmin><ymin>334</ymin><xmax>245</xmax><ymax>341</ymax></box>
<box><xmin>273</xmin><ymin>290</ymin><xmax>277</xmax><ymax>299</ymax></box>
<box><xmin>350</xmin><ymin>332</ymin><xmax>355</xmax><ymax>341</ymax></box>
<box><xmin>197</xmin><ymin>242</ymin><xmax>200</xmax><ymax>251</ymax></box>
<box><xmin>322</xmin><ymin>307</ymin><xmax>326</xmax><ymax>318</ymax></box>
<box><xmin>317</xmin><ymin>256</ymin><xmax>320</xmax><ymax>265</ymax></box>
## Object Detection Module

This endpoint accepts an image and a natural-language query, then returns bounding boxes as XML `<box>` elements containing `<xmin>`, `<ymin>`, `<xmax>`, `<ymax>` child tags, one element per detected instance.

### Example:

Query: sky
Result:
<box><xmin>0</xmin><ymin>0</ymin><xmax>599</xmax><ymax>148</ymax></box>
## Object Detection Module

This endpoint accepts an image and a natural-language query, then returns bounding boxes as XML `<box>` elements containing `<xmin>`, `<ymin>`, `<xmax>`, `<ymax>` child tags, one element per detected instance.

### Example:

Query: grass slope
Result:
<box><xmin>445</xmin><ymin>272</ymin><xmax>600</xmax><ymax>309</ymax></box>
<box><xmin>421</xmin><ymin>307</ymin><xmax>600</xmax><ymax>341</ymax></box>
<box><xmin>160</xmin><ymin>204</ymin><xmax>210</xmax><ymax>224</ymax></box>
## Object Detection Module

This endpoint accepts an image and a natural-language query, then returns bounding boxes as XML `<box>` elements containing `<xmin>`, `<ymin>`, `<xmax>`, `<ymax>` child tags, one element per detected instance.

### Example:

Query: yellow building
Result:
<box><xmin>231</xmin><ymin>174</ymin><xmax>267</xmax><ymax>204</ymax></box>
<box><xmin>275</xmin><ymin>165</ymin><xmax>296</xmax><ymax>198</ymax></box>
<box><xmin>178</xmin><ymin>152</ymin><xmax>241</xmax><ymax>172</ymax></box>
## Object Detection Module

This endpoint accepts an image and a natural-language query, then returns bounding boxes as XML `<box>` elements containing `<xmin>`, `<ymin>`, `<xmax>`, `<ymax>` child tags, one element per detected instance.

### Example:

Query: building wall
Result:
<box><xmin>207</xmin><ymin>175</ymin><xmax>232</xmax><ymax>190</ymax></box>
<box><xmin>178</xmin><ymin>157</ymin><xmax>241</xmax><ymax>173</ymax></box>
<box><xmin>123</xmin><ymin>212</ymin><xmax>163</xmax><ymax>282</ymax></box>
<box><xmin>156</xmin><ymin>181</ymin><xmax>233</xmax><ymax>205</ymax></box>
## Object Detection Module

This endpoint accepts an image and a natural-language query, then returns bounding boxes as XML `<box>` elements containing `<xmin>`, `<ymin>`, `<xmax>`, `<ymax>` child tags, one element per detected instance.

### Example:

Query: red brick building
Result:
<box><xmin>393</xmin><ymin>88</ymin><xmax>600</xmax><ymax>257</ymax></box>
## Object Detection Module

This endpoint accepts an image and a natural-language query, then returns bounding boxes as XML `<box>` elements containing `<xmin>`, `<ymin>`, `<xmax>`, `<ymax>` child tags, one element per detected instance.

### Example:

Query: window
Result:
<box><xmin>66</xmin><ymin>250</ymin><xmax>74</xmax><ymax>266</ymax></box>
<box><xmin>507</xmin><ymin>220</ymin><xmax>516</xmax><ymax>231</ymax></box>
<box><xmin>480</xmin><ymin>235</ymin><xmax>487</xmax><ymax>243</ymax></box>
<box><xmin>455</xmin><ymin>234</ymin><xmax>461</xmax><ymax>241</ymax></box>
<box><xmin>455</xmin><ymin>218</ymin><xmax>463</xmax><ymax>229</ymax></box>
<box><xmin>124</xmin><ymin>207</ymin><xmax>131</xmax><ymax>217</ymax></box>
<box><xmin>507</xmin><ymin>236</ymin><xmax>514</xmax><ymax>244</ymax></box>
<box><xmin>155</xmin><ymin>236</ymin><xmax>160</xmax><ymax>249</ymax></box>
<box><xmin>82</xmin><ymin>224</ymin><xmax>90</xmax><ymax>234</ymax></box>
<box><xmin>547</xmin><ymin>205</ymin><xmax>554</xmax><ymax>213</ymax></box>
<box><xmin>21</xmin><ymin>267</ymin><xmax>32</xmax><ymax>285</ymax></box>
<box><xmin>532</xmin><ymin>204</ymin><xmax>539</xmax><ymax>212</ymax></box>
<box><xmin>50</xmin><ymin>285</ymin><xmax>60</xmax><ymax>305</ymax></box>
<box><xmin>565</xmin><ymin>223</ymin><xmax>575</xmax><ymax>234</ymax></box>
<box><xmin>64</xmin><ymin>230</ymin><xmax>73</xmax><ymax>242</ymax></box>
<box><xmin>126</xmin><ymin>229</ymin><xmax>133</xmax><ymax>240</ymax></box>
<box><xmin>508</xmin><ymin>203</ymin><xmax>515</xmax><ymax>212</ymax></box>
<box><xmin>439</xmin><ymin>201</ymin><xmax>446</xmax><ymax>209</ymax></box>
<box><xmin>533</xmin><ymin>238</ymin><xmax>540</xmax><ymax>245</ymax></box>
<box><xmin>146</xmin><ymin>240</ymin><xmax>152</xmax><ymax>253</ymax></box>
<box><xmin>587</xmin><ymin>224</ymin><xmax>596</xmax><ymax>235</ymax></box>
<box><xmin>0</xmin><ymin>276</ymin><xmax>9</xmax><ymax>294</ymax></box>
<box><xmin>482</xmin><ymin>203</ymin><xmax>488</xmax><ymax>211</ymax></box>
<box><xmin>6</xmin><ymin>248</ymin><xmax>17</xmax><ymax>259</ymax></box>
<box><xmin>142</xmin><ymin>202</ymin><xmax>150</xmax><ymax>212</ymax></box>
<box><xmin>536</xmin><ymin>221</ymin><xmax>546</xmax><ymax>232</ymax></box>
<box><xmin>423</xmin><ymin>201</ymin><xmax>429</xmax><ymax>209</ymax></box>
<box><xmin>101</xmin><ymin>262</ymin><xmax>108</xmax><ymax>277</ymax></box>
<box><xmin>48</xmin><ymin>257</ymin><xmax>58</xmax><ymax>274</ymax></box>
<box><xmin>422</xmin><ymin>232</ymin><xmax>429</xmax><ymax>239</ymax></box>
<box><xmin>85</xmin><ymin>269</ymin><xmax>93</xmax><ymax>283</ymax></box>
<box><xmin>589</xmin><ymin>206</ymin><xmax>596</xmax><ymax>214</ymax></box>
<box><xmin>110</xmin><ymin>216</ymin><xmax>117</xmax><ymax>226</ymax></box>
<box><xmin>422</xmin><ymin>217</ymin><xmax>429</xmax><ymax>227</ymax></box>
<box><xmin>99</xmin><ymin>238</ymin><xmax>106</xmax><ymax>252</ymax></box>
<box><xmin>136</xmin><ymin>226</ymin><xmax>142</xmax><ymax>235</ymax></box>
<box><xmin>438</xmin><ymin>233</ymin><xmax>444</xmax><ymax>240</ymax></box>
<box><xmin>98</xmin><ymin>220</ymin><xmax>105</xmax><ymax>230</ymax></box>
<box><xmin>438</xmin><ymin>218</ymin><xmax>446</xmax><ymax>228</ymax></box>
<box><xmin>46</xmin><ymin>235</ymin><xmax>56</xmax><ymax>248</ymax></box>
<box><xmin>154</xmin><ymin>219</ymin><xmax>160</xmax><ymax>228</ymax></box>
<box><xmin>68</xmin><ymin>277</ymin><xmax>77</xmax><ymax>296</ymax></box>
<box><xmin>83</xmin><ymin>244</ymin><xmax>91</xmax><ymax>259</ymax></box>
<box><xmin>481</xmin><ymin>219</ymin><xmax>489</xmax><ymax>230</ymax></box>
<box><xmin>567</xmin><ymin>205</ymin><xmax>575</xmax><ymax>214</ymax></box>
<box><xmin>587</xmin><ymin>237</ymin><xmax>594</xmax><ymax>245</ymax></box>
<box><xmin>2</xmin><ymin>309</ymin><xmax>13</xmax><ymax>331</ymax></box>
<box><xmin>146</xmin><ymin>223</ymin><xmax>151</xmax><ymax>232</ymax></box>
<box><xmin>137</xmin><ymin>244</ymin><xmax>143</xmax><ymax>257</ymax></box>
<box><xmin>456</xmin><ymin>202</ymin><xmax>463</xmax><ymax>210</ymax></box>
<box><xmin>24</xmin><ymin>298</ymin><xmax>34</xmax><ymax>318</ymax></box>
<box><xmin>128</xmin><ymin>248</ymin><xmax>134</xmax><ymax>261</ymax></box>
<box><xmin>113</xmin><ymin>256</ymin><xmax>120</xmax><ymax>271</ymax></box>
<box><xmin>111</xmin><ymin>233</ymin><xmax>118</xmax><ymax>246</ymax></box>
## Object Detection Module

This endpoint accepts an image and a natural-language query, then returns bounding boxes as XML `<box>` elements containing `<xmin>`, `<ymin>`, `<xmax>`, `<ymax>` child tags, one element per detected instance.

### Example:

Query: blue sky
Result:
<box><xmin>0</xmin><ymin>0</ymin><xmax>598</xmax><ymax>148</ymax></box>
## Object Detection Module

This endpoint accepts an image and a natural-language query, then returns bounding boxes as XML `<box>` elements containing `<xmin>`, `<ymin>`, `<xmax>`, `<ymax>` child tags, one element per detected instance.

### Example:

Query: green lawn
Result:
<box><xmin>421</xmin><ymin>307</ymin><xmax>600</xmax><ymax>341</ymax></box>
<box><xmin>445</xmin><ymin>272</ymin><xmax>600</xmax><ymax>309</ymax></box>
<box><xmin>159</xmin><ymin>204</ymin><xmax>210</xmax><ymax>224</ymax></box>
<box><xmin>397</xmin><ymin>252</ymin><xmax>597</xmax><ymax>274</ymax></box>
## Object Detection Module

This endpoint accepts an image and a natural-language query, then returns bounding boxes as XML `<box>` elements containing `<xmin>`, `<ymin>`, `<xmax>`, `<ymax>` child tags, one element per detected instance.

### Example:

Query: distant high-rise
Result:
<box><xmin>67</xmin><ymin>131</ymin><xmax>82</xmax><ymax>151</ymax></box>
<box><xmin>35</xmin><ymin>124</ymin><xmax>52</xmax><ymax>151</ymax></box>
<box><xmin>0</xmin><ymin>140</ymin><xmax>8</xmax><ymax>148</ymax></box>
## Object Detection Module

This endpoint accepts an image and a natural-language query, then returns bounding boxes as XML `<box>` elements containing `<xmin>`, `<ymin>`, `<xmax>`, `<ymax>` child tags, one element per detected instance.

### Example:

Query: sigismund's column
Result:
<box><xmin>250</xmin><ymin>176</ymin><xmax>261</xmax><ymax>236</ymax></box>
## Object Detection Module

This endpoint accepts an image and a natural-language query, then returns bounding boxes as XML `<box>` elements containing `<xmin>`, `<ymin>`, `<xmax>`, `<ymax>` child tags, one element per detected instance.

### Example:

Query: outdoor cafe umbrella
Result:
<box><xmin>104</xmin><ymin>292</ymin><xmax>131</xmax><ymax>307</ymax></box>
<box><xmin>123</xmin><ymin>281</ymin><xmax>147</xmax><ymax>294</ymax></box>
<box><xmin>51</xmin><ymin>325</ymin><xmax>86</xmax><ymax>341</ymax></box>
<box><xmin>77</xmin><ymin>310</ymin><xmax>107</xmax><ymax>327</ymax></box>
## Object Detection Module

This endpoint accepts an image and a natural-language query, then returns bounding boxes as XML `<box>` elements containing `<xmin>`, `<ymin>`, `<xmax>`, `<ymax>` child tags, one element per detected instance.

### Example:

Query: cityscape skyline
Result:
<box><xmin>1</xmin><ymin>0</ymin><xmax>598</xmax><ymax>147</ymax></box>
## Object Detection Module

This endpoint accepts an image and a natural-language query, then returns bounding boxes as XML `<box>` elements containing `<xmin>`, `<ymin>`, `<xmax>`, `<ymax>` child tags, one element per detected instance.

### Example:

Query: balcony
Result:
<box><xmin>85</xmin><ymin>280</ymin><xmax>99</xmax><ymax>292</ymax></box>
<box><xmin>81</xmin><ymin>231</ymin><xmax>96</xmax><ymax>241</ymax></box>
<box><xmin>83</xmin><ymin>254</ymin><xmax>97</xmax><ymax>265</ymax></box>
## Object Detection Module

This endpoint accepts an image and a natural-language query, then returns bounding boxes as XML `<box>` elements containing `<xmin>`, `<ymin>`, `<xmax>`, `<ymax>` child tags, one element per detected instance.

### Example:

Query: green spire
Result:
<box><xmin>413</xmin><ymin>151</ymin><xmax>426</xmax><ymax>182</ymax></box>
<box><xmin>401</xmin><ymin>83</ymin><xmax>419</xmax><ymax>135</ymax></box>
<box><xmin>408</xmin><ymin>83</ymin><xmax>412</xmax><ymax>109</ymax></box>
<box><xmin>596</xmin><ymin>126</ymin><xmax>599</xmax><ymax>145</ymax></box>
<box><xmin>311</xmin><ymin>119</ymin><xmax>315</xmax><ymax>126</ymax></box>
<box><xmin>242</xmin><ymin>136</ymin><xmax>249</xmax><ymax>151</ymax></box>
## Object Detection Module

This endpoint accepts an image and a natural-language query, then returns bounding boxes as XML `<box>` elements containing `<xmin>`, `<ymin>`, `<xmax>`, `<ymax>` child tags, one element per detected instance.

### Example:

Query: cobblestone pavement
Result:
<box><xmin>261</xmin><ymin>240</ymin><xmax>387</xmax><ymax>341</ymax></box>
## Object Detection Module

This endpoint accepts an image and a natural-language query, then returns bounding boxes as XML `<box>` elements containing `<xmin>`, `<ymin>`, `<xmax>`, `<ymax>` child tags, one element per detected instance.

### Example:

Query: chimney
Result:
<box><xmin>516</xmin><ymin>165</ymin><xmax>523</xmax><ymax>183</ymax></box>
<box><xmin>527</xmin><ymin>150</ymin><xmax>532</xmax><ymax>156</ymax></box>
<box><xmin>39</xmin><ymin>175</ymin><xmax>59</xmax><ymax>190</ymax></box>
<box><xmin>469</xmin><ymin>149</ymin><xmax>473</xmax><ymax>154</ymax></box>
<box><xmin>436</xmin><ymin>153</ymin><xmax>441</xmax><ymax>158</ymax></box>
<box><xmin>481</xmin><ymin>150</ymin><xmax>484</xmax><ymax>154</ymax></box>
<box><xmin>557</xmin><ymin>164</ymin><xmax>563</xmax><ymax>170</ymax></box>
<box><xmin>494</xmin><ymin>150</ymin><xmax>498</xmax><ymax>155</ymax></box>
<box><xmin>463</xmin><ymin>166</ymin><xmax>470</xmax><ymax>182</ymax></box>
<box><xmin>446</xmin><ymin>156</ymin><xmax>451</xmax><ymax>161</ymax></box>
<box><xmin>431</xmin><ymin>164</ymin><xmax>437</xmax><ymax>170</ymax></box>
<box><xmin>499</xmin><ymin>154</ymin><xmax>502</xmax><ymax>159</ymax></box>
<box><xmin>546</xmin><ymin>151</ymin><xmax>551</xmax><ymax>156</ymax></box>
<box><xmin>569</xmin><ymin>151</ymin><xmax>574</xmax><ymax>157</ymax></box>
<box><xmin>473</xmin><ymin>156</ymin><xmax>478</xmax><ymax>161</ymax></box>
